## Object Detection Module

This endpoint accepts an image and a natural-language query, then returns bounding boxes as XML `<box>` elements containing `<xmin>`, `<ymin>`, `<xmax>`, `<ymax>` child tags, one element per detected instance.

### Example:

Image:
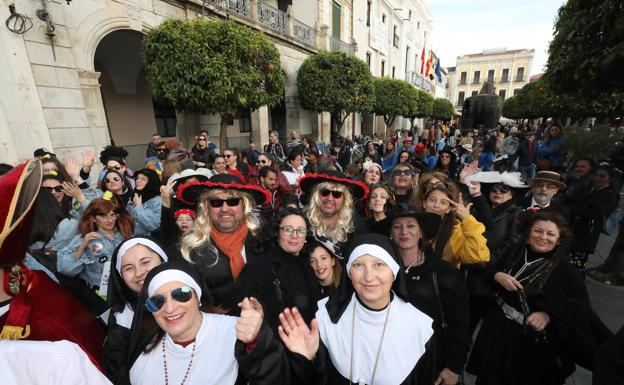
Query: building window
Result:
<box><xmin>473</xmin><ymin>71</ymin><xmax>480</xmax><ymax>84</ymax></box>
<box><xmin>457</xmin><ymin>91</ymin><xmax>465</xmax><ymax>106</ymax></box>
<box><xmin>239</xmin><ymin>107</ymin><xmax>251</xmax><ymax>133</ymax></box>
<box><xmin>405</xmin><ymin>46</ymin><xmax>410</xmax><ymax>72</ymax></box>
<box><xmin>332</xmin><ymin>1</ymin><xmax>341</xmax><ymax>38</ymax></box>
<box><xmin>408</xmin><ymin>10</ymin><xmax>412</xmax><ymax>19</ymax></box>
<box><xmin>499</xmin><ymin>89</ymin><xmax>506</xmax><ymax>100</ymax></box>
<box><xmin>515</xmin><ymin>67</ymin><xmax>525</xmax><ymax>82</ymax></box>
<box><xmin>393</xmin><ymin>26</ymin><xmax>399</xmax><ymax>48</ymax></box>
<box><xmin>417</xmin><ymin>21</ymin><xmax>420</xmax><ymax>30</ymax></box>
<box><xmin>513</xmin><ymin>88</ymin><xmax>521</xmax><ymax>96</ymax></box>
<box><xmin>459</xmin><ymin>71</ymin><xmax>467</xmax><ymax>85</ymax></box>
<box><xmin>153</xmin><ymin>100</ymin><xmax>176</xmax><ymax>137</ymax></box>
<box><xmin>381</xmin><ymin>60</ymin><xmax>385</xmax><ymax>76</ymax></box>
<box><xmin>366</xmin><ymin>0</ymin><xmax>372</xmax><ymax>27</ymax></box>
<box><xmin>366</xmin><ymin>52</ymin><xmax>371</xmax><ymax>68</ymax></box>
<box><xmin>501</xmin><ymin>68</ymin><xmax>509</xmax><ymax>82</ymax></box>
<box><xmin>487</xmin><ymin>69</ymin><xmax>495</xmax><ymax>82</ymax></box>
<box><xmin>392</xmin><ymin>66</ymin><xmax>396</xmax><ymax>78</ymax></box>
<box><xmin>471</xmin><ymin>90</ymin><xmax>479</xmax><ymax>96</ymax></box>
<box><xmin>382</xmin><ymin>14</ymin><xmax>386</xmax><ymax>23</ymax></box>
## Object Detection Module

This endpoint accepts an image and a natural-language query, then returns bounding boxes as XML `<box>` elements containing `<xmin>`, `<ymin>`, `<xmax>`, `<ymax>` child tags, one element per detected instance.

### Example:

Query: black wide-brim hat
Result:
<box><xmin>298</xmin><ymin>170</ymin><xmax>369</xmax><ymax>200</ymax></box>
<box><xmin>372</xmin><ymin>204</ymin><xmax>441</xmax><ymax>240</ymax></box>
<box><xmin>176</xmin><ymin>173</ymin><xmax>270</xmax><ymax>206</ymax></box>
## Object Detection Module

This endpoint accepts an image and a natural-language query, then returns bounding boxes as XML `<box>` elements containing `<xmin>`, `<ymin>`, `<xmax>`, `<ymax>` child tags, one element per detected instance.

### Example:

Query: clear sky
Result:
<box><xmin>428</xmin><ymin>0</ymin><xmax>567</xmax><ymax>76</ymax></box>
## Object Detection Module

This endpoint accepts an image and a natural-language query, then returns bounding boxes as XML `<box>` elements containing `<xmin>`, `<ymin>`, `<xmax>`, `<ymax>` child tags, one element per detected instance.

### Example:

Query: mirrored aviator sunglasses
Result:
<box><xmin>145</xmin><ymin>286</ymin><xmax>194</xmax><ymax>313</ymax></box>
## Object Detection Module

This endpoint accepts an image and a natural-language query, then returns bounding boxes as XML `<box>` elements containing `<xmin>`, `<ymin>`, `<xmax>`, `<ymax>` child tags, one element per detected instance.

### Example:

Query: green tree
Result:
<box><xmin>502</xmin><ymin>96</ymin><xmax>521</xmax><ymax>120</ymax></box>
<box><xmin>561</xmin><ymin>124</ymin><xmax>620</xmax><ymax>162</ymax></box>
<box><xmin>431</xmin><ymin>98</ymin><xmax>454</xmax><ymax>121</ymax></box>
<box><xmin>545</xmin><ymin>0</ymin><xmax>624</xmax><ymax>99</ymax></box>
<box><xmin>372</xmin><ymin>78</ymin><xmax>413</xmax><ymax>136</ymax></box>
<box><xmin>405</xmin><ymin>89</ymin><xmax>433</xmax><ymax>130</ymax></box>
<box><xmin>297</xmin><ymin>52</ymin><xmax>374</xmax><ymax>136</ymax></box>
<box><xmin>143</xmin><ymin>19</ymin><xmax>285</xmax><ymax>150</ymax></box>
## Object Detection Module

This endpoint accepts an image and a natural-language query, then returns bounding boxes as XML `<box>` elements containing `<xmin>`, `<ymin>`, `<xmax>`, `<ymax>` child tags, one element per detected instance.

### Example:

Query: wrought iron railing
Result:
<box><xmin>330</xmin><ymin>36</ymin><xmax>355</xmax><ymax>56</ymax></box>
<box><xmin>257</xmin><ymin>2</ymin><xmax>288</xmax><ymax>33</ymax></box>
<box><xmin>213</xmin><ymin>0</ymin><xmax>251</xmax><ymax>18</ymax></box>
<box><xmin>293</xmin><ymin>19</ymin><xmax>315</xmax><ymax>46</ymax></box>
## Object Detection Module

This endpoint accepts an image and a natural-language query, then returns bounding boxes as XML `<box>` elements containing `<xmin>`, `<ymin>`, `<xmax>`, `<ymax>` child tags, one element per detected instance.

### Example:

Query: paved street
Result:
<box><xmin>465</xmin><ymin>201</ymin><xmax>624</xmax><ymax>385</ymax></box>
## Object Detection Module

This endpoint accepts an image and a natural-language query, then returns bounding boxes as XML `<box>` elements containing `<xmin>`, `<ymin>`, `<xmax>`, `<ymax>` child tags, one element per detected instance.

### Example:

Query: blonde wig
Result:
<box><xmin>306</xmin><ymin>181</ymin><xmax>354</xmax><ymax>244</ymax></box>
<box><xmin>180</xmin><ymin>188</ymin><xmax>262</xmax><ymax>265</ymax></box>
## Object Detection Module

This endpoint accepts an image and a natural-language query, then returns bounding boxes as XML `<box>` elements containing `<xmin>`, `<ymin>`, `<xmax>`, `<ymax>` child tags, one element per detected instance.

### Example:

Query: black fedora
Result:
<box><xmin>298</xmin><ymin>170</ymin><xmax>369</xmax><ymax>201</ymax></box>
<box><xmin>176</xmin><ymin>173</ymin><xmax>270</xmax><ymax>206</ymax></box>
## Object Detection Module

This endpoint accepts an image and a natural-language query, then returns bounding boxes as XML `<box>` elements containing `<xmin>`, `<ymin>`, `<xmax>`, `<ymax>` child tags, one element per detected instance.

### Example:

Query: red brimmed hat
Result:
<box><xmin>0</xmin><ymin>160</ymin><xmax>42</xmax><ymax>340</ymax></box>
<box><xmin>298</xmin><ymin>170</ymin><xmax>369</xmax><ymax>200</ymax></box>
<box><xmin>176</xmin><ymin>173</ymin><xmax>270</xmax><ymax>206</ymax></box>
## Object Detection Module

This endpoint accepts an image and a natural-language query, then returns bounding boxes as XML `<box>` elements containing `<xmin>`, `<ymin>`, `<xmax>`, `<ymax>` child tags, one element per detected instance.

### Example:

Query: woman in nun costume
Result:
<box><xmin>278</xmin><ymin>233</ymin><xmax>435</xmax><ymax>385</ymax></box>
<box><xmin>103</xmin><ymin>236</ymin><xmax>168</xmax><ymax>383</ymax></box>
<box><xmin>123</xmin><ymin>260</ymin><xmax>292</xmax><ymax>385</ymax></box>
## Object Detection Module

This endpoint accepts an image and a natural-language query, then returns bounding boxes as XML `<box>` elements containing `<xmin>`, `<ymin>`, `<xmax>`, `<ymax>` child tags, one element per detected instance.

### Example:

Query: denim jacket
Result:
<box><xmin>126</xmin><ymin>196</ymin><xmax>162</xmax><ymax>236</ymax></box>
<box><xmin>57</xmin><ymin>230</ymin><xmax>125</xmax><ymax>287</ymax></box>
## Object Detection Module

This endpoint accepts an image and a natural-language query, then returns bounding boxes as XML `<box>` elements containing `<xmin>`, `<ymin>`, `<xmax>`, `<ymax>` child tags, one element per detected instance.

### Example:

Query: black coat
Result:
<box><xmin>103</xmin><ymin>318</ymin><xmax>131</xmax><ymax>384</ymax></box>
<box><xmin>518</xmin><ymin>194</ymin><xmax>571</xmax><ymax>225</ymax></box>
<box><xmin>517</xmin><ymin>139</ymin><xmax>538</xmax><ymax>166</ymax></box>
<box><xmin>232</xmin><ymin>244</ymin><xmax>321</xmax><ymax>333</ymax></box>
<box><xmin>190</xmin><ymin>235</ymin><xmax>259</xmax><ymax>313</ymax></box>
<box><xmin>191</xmin><ymin>145</ymin><xmax>213</xmax><ymax>166</ymax></box>
<box><xmin>473</xmin><ymin>196</ymin><xmax>523</xmax><ymax>263</ymax></box>
<box><xmin>567</xmin><ymin>185</ymin><xmax>619</xmax><ymax>253</ymax></box>
<box><xmin>403</xmin><ymin>253</ymin><xmax>470</xmax><ymax>375</ymax></box>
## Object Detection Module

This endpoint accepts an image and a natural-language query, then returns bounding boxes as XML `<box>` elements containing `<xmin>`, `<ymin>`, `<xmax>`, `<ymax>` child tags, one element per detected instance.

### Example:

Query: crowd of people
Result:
<box><xmin>1</xmin><ymin>122</ymin><xmax>623</xmax><ymax>385</ymax></box>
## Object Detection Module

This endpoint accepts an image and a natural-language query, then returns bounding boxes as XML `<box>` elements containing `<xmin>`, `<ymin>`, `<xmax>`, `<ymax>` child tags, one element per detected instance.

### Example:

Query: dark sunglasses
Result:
<box><xmin>157</xmin><ymin>148</ymin><xmax>167</xmax><ymax>152</ymax></box>
<box><xmin>145</xmin><ymin>286</ymin><xmax>193</xmax><ymax>313</ymax></box>
<box><xmin>224</xmin><ymin>154</ymin><xmax>234</xmax><ymax>158</ymax></box>
<box><xmin>209</xmin><ymin>197</ymin><xmax>241</xmax><ymax>208</ymax></box>
<box><xmin>491</xmin><ymin>185</ymin><xmax>511</xmax><ymax>194</ymax></box>
<box><xmin>105</xmin><ymin>176</ymin><xmax>121</xmax><ymax>183</ymax></box>
<box><xmin>319</xmin><ymin>188</ymin><xmax>343</xmax><ymax>199</ymax></box>
<box><xmin>395</xmin><ymin>169</ymin><xmax>414</xmax><ymax>176</ymax></box>
<box><xmin>42</xmin><ymin>186</ymin><xmax>63</xmax><ymax>192</ymax></box>
<box><xmin>197</xmin><ymin>138</ymin><xmax>207</xmax><ymax>142</ymax></box>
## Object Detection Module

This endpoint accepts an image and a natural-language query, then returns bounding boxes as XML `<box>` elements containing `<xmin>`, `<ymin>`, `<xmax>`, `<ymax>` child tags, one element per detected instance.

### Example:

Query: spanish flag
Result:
<box><xmin>425</xmin><ymin>51</ymin><xmax>434</xmax><ymax>77</ymax></box>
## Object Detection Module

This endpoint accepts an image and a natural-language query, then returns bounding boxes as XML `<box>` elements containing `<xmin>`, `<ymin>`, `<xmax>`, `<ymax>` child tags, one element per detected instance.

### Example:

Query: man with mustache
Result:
<box><xmin>520</xmin><ymin>170</ymin><xmax>571</xmax><ymax>224</ymax></box>
<box><xmin>298</xmin><ymin>171</ymin><xmax>369</xmax><ymax>260</ymax></box>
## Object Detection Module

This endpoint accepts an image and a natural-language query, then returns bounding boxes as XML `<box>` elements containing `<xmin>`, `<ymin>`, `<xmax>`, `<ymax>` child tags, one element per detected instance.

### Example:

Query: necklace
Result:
<box><xmin>162</xmin><ymin>337</ymin><xmax>196</xmax><ymax>385</ymax></box>
<box><xmin>349</xmin><ymin>298</ymin><xmax>392</xmax><ymax>385</ymax></box>
<box><xmin>404</xmin><ymin>251</ymin><xmax>425</xmax><ymax>273</ymax></box>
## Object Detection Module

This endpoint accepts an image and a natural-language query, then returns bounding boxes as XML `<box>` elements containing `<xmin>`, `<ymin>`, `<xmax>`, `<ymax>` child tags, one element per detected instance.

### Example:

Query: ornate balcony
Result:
<box><xmin>257</xmin><ymin>2</ymin><xmax>288</xmax><ymax>34</ymax></box>
<box><xmin>330</xmin><ymin>36</ymin><xmax>355</xmax><ymax>56</ymax></box>
<box><xmin>212</xmin><ymin>0</ymin><xmax>251</xmax><ymax>18</ymax></box>
<box><xmin>293</xmin><ymin>19</ymin><xmax>315</xmax><ymax>46</ymax></box>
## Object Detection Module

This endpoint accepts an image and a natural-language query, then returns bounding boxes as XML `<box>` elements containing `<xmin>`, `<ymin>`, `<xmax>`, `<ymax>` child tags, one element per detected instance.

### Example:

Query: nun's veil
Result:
<box><xmin>324</xmin><ymin>233</ymin><xmax>410</xmax><ymax>323</ymax></box>
<box><xmin>107</xmin><ymin>236</ymin><xmax>169</xmax><ymax>317</ymax></box>
<box><xmin>124</xmin><ymin>260</ymin><xmax>216</xmax><ymax>379</ymax></box>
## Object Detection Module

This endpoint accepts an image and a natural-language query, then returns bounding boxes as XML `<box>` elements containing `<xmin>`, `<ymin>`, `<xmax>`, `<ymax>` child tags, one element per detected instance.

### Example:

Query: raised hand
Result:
<box><xmin>159</xmin><ymin>178</ymin><xmax>176</xmax><ymax>208</ymax></box>
<box><xmin>64</xmin><ymin>155</ymin><xmax>81</xmax><ymax>179</ymax></box>
<box><xmin>61</xmin><ymin>181</ymin><xmax>85</xmax><ymax>202</ymax></box>
<box><xmin>277</xmin><ymin>307</ymin><xmax>319</xmax><ymax>360</ymax></box>
<box><xmin>494</xmin><ymin>272</ymin><xmax>524</xmax><ymax>292</ymax></box>
<box><xmin>448</xmin><ymin>193</ymin><xmax>473</xmax><ymax>221</ymax></box>
<box><xmin>459</xmin><ymin>160</ymin><xmax>479</xmax><ymax>184</ymax></box>
<box><xmin>82</xmin><ymin>149</ymin><xmax>95</xmax><ymax>173</ymax></box>
<box><xmin>236</xmin><ymin>297</ymin><xmax>264</xmax><ymax>344</ymax></box>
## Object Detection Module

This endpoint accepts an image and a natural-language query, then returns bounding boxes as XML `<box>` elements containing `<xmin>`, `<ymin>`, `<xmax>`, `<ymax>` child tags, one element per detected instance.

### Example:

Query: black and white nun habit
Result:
<box><xmin>313</xmin><ymin>233</ymin><xmax>435</xmax><ymax>385</ymax></box>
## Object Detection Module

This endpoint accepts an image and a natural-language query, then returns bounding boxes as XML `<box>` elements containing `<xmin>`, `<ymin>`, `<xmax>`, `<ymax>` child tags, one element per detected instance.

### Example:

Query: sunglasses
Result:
<box><xmin>224</xmin><ymin>154</ymin><xmax>234</xmax><ymax>158</ymax></box>
<box><xmin>280</xmin><ymin>226</ymin><xmax>307</xmax><ymax>237</ymax></box>
<box><xmin>42</xmin><ymin>186</ymin><xmax>63</xmax><ymax>192</ymax></box>
<box><xmin>158</xmin><ymin>148</ymin><xmax>167</xmax><ymax>152</ymax></box>
<box><xmin>197</xmin><ymin>138</ymin><xmax>207</xmax><ymax>142</ymax></box>
<box><xmin>319</xmin><ymin>188</ymin><xmax>343</xmax><ymax>199</ymax></box>
<box><xmin>105</xmin><ymin>176</ymin><xmax>121</xmax><ymax>183</ymax></box>
<box><xmin>145</xmin><ymin>286</ymin><xmax>194</xmax><ymax>313</ymax></box>
<box><xmin>394</xmin><ymin>169</ymin><xmax>414</xmax><ymax>176</ymax></box>
<box><xmin>209</xmin><ymin>198</ymin><xmax>241</xmax><ymax>208</ymax></box>
<box><xmin>491</xmin><ymin>186</ymin><xmax>511</xmax><ymax>194</ymax></box>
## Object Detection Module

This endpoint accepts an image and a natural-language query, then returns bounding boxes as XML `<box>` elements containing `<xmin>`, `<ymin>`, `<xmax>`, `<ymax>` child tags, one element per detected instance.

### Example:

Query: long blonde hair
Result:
<box><xmin>180</xmin><ymin>189</ymin><xmax>261</xmax><ymax>265</ymax></box>
<box><xmin>306</xmin><ymin>182</ymin><xmax>354</xmax><ymax>244</ymax></box>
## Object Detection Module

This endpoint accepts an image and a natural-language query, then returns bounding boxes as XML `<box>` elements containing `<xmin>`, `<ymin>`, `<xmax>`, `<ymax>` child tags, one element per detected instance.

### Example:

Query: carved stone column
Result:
<box><xmin>78</xmin><ymin>70</ymin><xmax>110</xmax><ymax>150</ymax></box>
<box><xmin>251</xmin><ymin>105</ymin><xmax>270</xmax><ymax>149</ymax></box>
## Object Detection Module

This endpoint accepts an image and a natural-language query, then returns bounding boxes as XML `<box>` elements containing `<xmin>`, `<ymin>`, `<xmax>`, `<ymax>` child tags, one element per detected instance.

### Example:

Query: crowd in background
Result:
<box><xmin>1</xmin><ymin>119</ymin><xmax>624</xmax><ymax>385</ymax></box>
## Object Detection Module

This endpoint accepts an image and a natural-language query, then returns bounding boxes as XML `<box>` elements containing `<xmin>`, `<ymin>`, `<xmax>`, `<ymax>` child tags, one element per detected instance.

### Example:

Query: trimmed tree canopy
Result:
<box><xmin>372</xmin><ymin>78</ymin><xmax>414</xmax><ymax>129</ymax></box>
<box><xmin>545</xmin><ymin>0</ymin><xmax>624</xmax><ymax>98</ymax></box>
<box><xmin>431</xmin><ymin>98</ymin><xmax>454</xmax><ymax>121</ymax></box>
<box><xmin>405</xmin><ymin>88</ymin><xmax>433</xmax><ymax>129</ymax></box>
<box><xmin>297</xmin><ymin>52</ymin><xmax>374</xmax><ymax>129</ymax></box>
<box><xmin>143</xmin><ymin>18</ymin><xmax>285</xmax><ymax>149</ymax></box>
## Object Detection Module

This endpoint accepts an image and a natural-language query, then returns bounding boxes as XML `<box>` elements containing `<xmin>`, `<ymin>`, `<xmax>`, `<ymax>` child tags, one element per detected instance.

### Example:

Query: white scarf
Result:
<box><xmin>316</xmin><ymin>293</ymin><xmax>433</xmax><ymax>385</ymax></box>
<box><xmin>130</xmin><ymin>312</ymin><xmax>239</xmax><ymax>385</ymax></box>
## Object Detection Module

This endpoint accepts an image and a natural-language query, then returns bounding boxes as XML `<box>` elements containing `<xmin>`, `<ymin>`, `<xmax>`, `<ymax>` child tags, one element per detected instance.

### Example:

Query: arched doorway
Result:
<box><xmin>94</xmin><ymin>30</ymin><xmax>175</xmax><ymax>168</ymax></box>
